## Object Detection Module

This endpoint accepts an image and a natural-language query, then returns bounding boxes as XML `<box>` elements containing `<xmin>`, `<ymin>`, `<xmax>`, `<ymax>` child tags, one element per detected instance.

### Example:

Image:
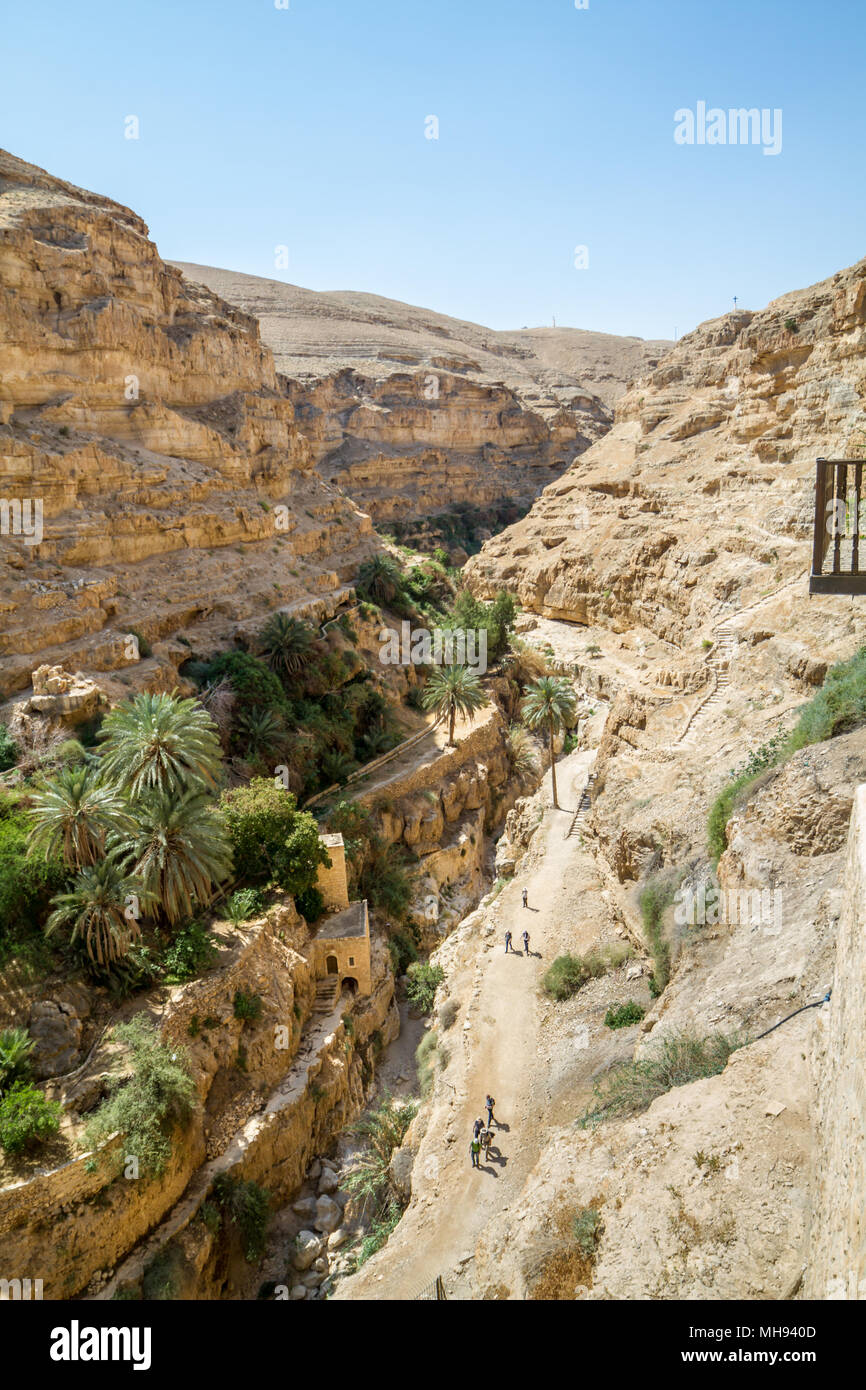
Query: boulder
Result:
<box><xmin>293</xmin><ymin>1231</ymin><xmax>323</xmax><ymax>1271</ymax></box>
<box><xmin>28</xmin><ymin>1000</ymin><xmax>83</xmax><ymax>1078</ymax></box>
<box><xmin>292</xmin><ymin>1196</ymin><xmax>318</xmax><ymax>1223</ymax></box>
<box><xmin>328</xmin><ymin>1227</ymin><xmax>351</xmax><ymax>1251</ymax></box>
<box><xmin>318</xmin><ymin>1167</ymin><xmax>339</xmax><ymax>1195</ymax></box>
<box><xmin>314</xmin><ymin>1195</ymin><xmax>342</xmax><ymax>1234</ymax></box>
<box><xmin>290</xmin><ymin>1285</ymin><xmax>307</xmax><ymax>1301</ymax></box>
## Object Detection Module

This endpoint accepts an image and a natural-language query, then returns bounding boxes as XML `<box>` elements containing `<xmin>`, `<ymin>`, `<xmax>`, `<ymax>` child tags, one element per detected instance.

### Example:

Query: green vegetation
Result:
<box><xmin>542</xmin><ymin>943</ymin><xmax>631</xmax><ymax>1001</ymax></box>
<box><xmin>708</xmin><ymin>648</ymin><xmax>866</xmax><ymax>864</ymax></box>
<box><xmin>0</xmin><ymin>1028</ymin><xmax>34</xmax><ymax>1090</ymax></box>
<box><xmin>233</xmin><ymin>990</ymin><xmax>263</xmax><ymax>1022</ymax></box>
<box><xmin>448</xmin><ymin>588</ymin><xmax>517</xmax><ymax>662</ymax></box>
<box><xmin>415</xmin><ymin>1030</ymin><xmax>438</xmax><ymax>1096</ymax></box>
<box><xmin>507</xmin><ymin>724</ymin><xmax>540</xmax><ymax>780</ymax></box>
<box><xmin>160</xmin><ymin>919</ymin><xmax>218</xmax><ymax>982</ymax></box>
<box><xmin>405</xmin><ymin>960</ymin><xmax>445</xmax><ymax>1012</ymax></box>
<box><xmin>572</xmin><ymin>1205</ymin><xmax>604</xmax><ymax>1258</ymax></box>
<box><xmin>604</xmin><ymin>1000</ymin><xmax>646</xmax><ymax>1029</ymax></box>
<box><xmin>343</xmin><ymin>1092</ymin><xmax>418</xmax><ymax>1247</ymax></box>
<box><xmin>98</xmin><ymin>691</ymin><xmax>224</xmax><ymax>799</ymax></box>
<box><xmin>220</xmin><ymin>778</ymin><xmax>329</xmax><ymax>902</ymax></box>
<box><xmin>422</xmin><ymin>663</ymin><xmax>488</xmax><ymax>746</ymax></box>
<box><xmin>579</xmin><ymin>1029</ymin><xmax>741</xmax><ymax>1127</ymax></box>
<box><xmin>387</xmin><ymin>927</ymin><xmax>419</xmax><ymax>975</ymax></box>
<box><xmin>46</xmin><ymin>859</ymin><xmax>150</xmax><ymax>967</ymax></box>
<box><xmin>0</xmin><ymin>789</ymin><xmax>67</xmax><ymax>970</ymax></box>
<box><xmin>326</xmin><ymin>799</ymin><xmax>413</xmax><ymax>918</ymax></box>
<box><xmin>0</xmin><ymin>1083</ymin><xmax>62</xmax><ymax>1155</ymax></box>
<box><xmin>521</xmin><ymin>676</ymin><xmax>578</xmax><ymax>808</ymax></box>
<box><xmin>84</xmin><ymin>1017</ymin><xmax>197</xmax><ymax>1178</ymax></box>
<box><xmin>638</xmin><ymin>874</ymin><xmax>676</xmax><ymax>996</ymax></box>
<box><xmin>225</xmin><ymin>887</ymin><xmax>266</xmax><ymax>923</ymax></box>
<box><xmin>0</xmin><ymin>723</ymin><xmax>19</xmax><ymax>772</ymax></box>
<box><xmin>211</xmin><ymin>1173</ymin><xmax>271</xmax><ymax>1261</ymax></box>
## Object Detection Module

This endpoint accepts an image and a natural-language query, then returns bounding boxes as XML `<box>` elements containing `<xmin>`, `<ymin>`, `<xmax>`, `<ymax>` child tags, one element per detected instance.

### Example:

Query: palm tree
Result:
<box><xmin>46</xmin><ymin>858</ymin><xmax>150</xmax><ymax>966</ymax></box>
<box><xmin>259</xmin><ymin>613</ymin><xmax>315</xmax><ymax>679</ymax></box>
<box><xmin>235</xmin><ymin>707</ymin><xmax>290</xmax><ymax>763</ymax></box>
<box><xmin>98</xmin><ymin>692</ymin><xmax>224</xmax><ymax>800</ymax></box>
<box><xmin>521</xmin><ymin>676</ymin><xmax>578</xmax><ymax>809</ymax></box>
<box><xmin>27</xmin><ymin>765</ymin><xmax>134</xmax><ymax>868</ymax></box>
<box><xmin>421</xmin><ymin>664</ymin><xmax>488</xmax><ymax>747</ymax></box>
<box><xmin>126</xmin><ymin>791</ymin><xmax>233</xmax><ymax>925</ymax></box>
<box><xmin>356</xmin><ymin>553</ymin><xmax>403</xmax><ymax>606</ymax></box>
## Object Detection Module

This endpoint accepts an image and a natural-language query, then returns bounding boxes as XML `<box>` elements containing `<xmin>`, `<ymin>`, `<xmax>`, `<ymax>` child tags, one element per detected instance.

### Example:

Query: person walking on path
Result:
<box><xmin>473</xmin><ymin>1117</ymin><xmax>484</xmax><ymax>1140</ymax></box>
<box><xmin>504</xmin><ymin>930</ymin><xmax>512</xmax><ymax>953</ymax></box>
<box><xmin>522</xmin><ymin>930</ymin><xmax>530</xmax><ymax>955</ymax></box>
<box><xmin>485</xmin><ymin>1094</ymin><xmax>496</xmax><ymax>1129</ymax></box>
<box><xmin>470</xmin><ymin>1135</ymin><xmax>481</xmax><ymax>1168</ymax></box>
<box><xmin>522</xmin><ymin>888</ymin><xmax>529</xmax><ymax>908</ymax></box>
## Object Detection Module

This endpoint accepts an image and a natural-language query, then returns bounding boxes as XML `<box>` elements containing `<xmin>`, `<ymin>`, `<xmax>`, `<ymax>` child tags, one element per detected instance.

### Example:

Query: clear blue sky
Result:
<box><xmin>3</xmin><ymin>0</ymin><xmax>864</xmax><ymax>340</ymax></box>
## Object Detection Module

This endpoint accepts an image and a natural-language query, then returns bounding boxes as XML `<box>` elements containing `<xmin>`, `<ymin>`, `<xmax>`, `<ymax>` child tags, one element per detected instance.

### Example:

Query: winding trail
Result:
<box><xmin>335</xmin><ymin>745</ymin><xmax>599</xmax><ymax>1300</ymax></box>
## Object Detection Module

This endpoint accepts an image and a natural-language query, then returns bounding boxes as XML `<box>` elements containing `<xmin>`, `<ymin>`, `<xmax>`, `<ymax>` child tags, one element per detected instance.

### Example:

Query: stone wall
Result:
<box><xmin>806</xmin><ymin>784</ymin><xmax>866</xmax><ymax>1299</ymax></box>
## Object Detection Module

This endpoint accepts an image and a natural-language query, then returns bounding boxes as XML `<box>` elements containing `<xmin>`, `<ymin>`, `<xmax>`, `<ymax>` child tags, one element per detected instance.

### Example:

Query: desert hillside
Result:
<box><xmin>0</xmin><ymin>149</ymin><xmax>377</xmax><ymax>704</ymax></box>
<box><xmin>173</xmin><ymin>262</ymin><xmax>670</xmax><ymax>549</ymax></box>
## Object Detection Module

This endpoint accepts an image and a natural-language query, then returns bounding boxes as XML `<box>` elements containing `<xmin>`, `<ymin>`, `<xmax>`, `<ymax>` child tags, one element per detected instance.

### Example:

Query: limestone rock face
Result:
<box><xmin>466</xmin><ymin>256</ymin><xmax>866</xmax><ymax>644</ymax></box>
<box><xmin>27</xmin><ymin>999</ymin><xmax>83</xmax><ymax>1078</ymax></box>
<box><xmin>173</xmin><ymin>262</ymin><xmax>671</xmax><ymax>543</ymax></box>
<box><xmin>0</xmin><ymin>148</ymin><xmax>377</xmax><ymax>701</ymax></box>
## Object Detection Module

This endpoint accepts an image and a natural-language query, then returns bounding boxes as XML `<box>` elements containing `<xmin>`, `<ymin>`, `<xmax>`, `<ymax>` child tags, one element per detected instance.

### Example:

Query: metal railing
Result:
<box><xmin>811</xmin><ymin>457</ymin><xmax>866</xmax><ymax>594</ymax></box>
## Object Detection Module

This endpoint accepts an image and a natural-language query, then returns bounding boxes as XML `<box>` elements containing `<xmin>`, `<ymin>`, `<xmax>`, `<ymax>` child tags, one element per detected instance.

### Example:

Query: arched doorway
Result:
<box><xmin>326</xmin><ymin>954</ymin><xmax>338</xmax><ymax>974</ymax></box>
<box><xmin>341</xmin><ymin>977</ymin><xmax>359</xmax><ymax>994</ymax></box>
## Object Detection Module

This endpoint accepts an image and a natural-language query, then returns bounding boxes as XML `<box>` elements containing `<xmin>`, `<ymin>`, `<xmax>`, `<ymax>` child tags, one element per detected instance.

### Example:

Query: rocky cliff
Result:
<box><xmin>0</xmin><ymin>149</ymin><xmax>377</xmax><ymax>703</ymax></box>
<box><xmin>173</xmin><ymin>263</ymin><xmax>670</xmax><ymax>549</ymax></box>
<box><xmin>466</xmin><ymin>256</ymin><xmax>866</xmax><ymax>638</ymax></box>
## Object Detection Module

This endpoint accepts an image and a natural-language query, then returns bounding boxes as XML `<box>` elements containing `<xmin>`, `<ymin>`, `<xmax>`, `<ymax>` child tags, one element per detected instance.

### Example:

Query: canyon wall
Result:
<box><xmin>0</xmin><ymin>148</ymin><xmax>377</xmax><ymax>703</ymax></box>
<box><xmin>174</xmin><ymin>262</ymin><xmax>670</xmax><ymax>548</ymax></box>
<box><xmin>466</xmin><ymin>257</ymin><xmax>866</xmax><ymax>643</ymax></box>
<box><xmin>806</xmin><ymin>784</ymin><xmax>866</xmax><ymax>1299</ymax></box>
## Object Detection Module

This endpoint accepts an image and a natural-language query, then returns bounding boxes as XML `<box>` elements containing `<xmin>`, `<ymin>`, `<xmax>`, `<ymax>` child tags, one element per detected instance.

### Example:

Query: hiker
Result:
<box><xmin>522</xmin><ymin>930</ymin><xmax>530</xmax><ymax>955</ymax></box>
<box><xmin>470</xmin><ymin>1135</ymin><xmax>481</xmax><ymax>1168</ymax></box>
<box><xmin>522</xmin><ymin>888</ymin><xmax>528</xmax><ymax>908</ymax></box>
<box><xmin>473</xmin><ymin>1117</ymin><xmax>484</xmax><ymax>1140</ymax></box>
<box><xmin>504</xmin><ymin>930</ymin><xmax>512</xmax><ymax>953</ymax></box>
<box><xmin>485</xmin><ymin>1094</ymin><xmax>495</xmax><ymax>1128</ymax></box>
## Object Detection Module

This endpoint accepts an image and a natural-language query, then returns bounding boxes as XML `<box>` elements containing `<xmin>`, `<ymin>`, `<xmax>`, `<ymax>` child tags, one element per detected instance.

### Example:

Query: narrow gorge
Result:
<box><xmin>2</xmin><ymin>144</ymin><xmax>866</xmax><ymax>1311</ymax></box>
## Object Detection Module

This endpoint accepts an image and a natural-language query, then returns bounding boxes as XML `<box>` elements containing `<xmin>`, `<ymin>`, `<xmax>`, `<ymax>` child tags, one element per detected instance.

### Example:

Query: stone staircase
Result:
<box><xmin>313</xmin><ymin>974</ymin><xmax>340</xmax><ymax>1015</ymax></box>
<box><xmin>672</xmin><ymin>626</ymin><xmax>736</xmax><ymax>750</ymax></box>
<box><xmin>565</xmin><ymin>771</ymin><xmax>596</xmax><ymax>840</ymax></box>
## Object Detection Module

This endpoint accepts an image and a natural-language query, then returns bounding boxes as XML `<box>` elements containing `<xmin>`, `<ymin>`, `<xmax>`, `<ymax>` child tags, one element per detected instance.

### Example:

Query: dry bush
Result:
<box><xmin>525</xmin><ymin>1197</ymin><xmax>605</xmax><ymax>1300</ymax></box>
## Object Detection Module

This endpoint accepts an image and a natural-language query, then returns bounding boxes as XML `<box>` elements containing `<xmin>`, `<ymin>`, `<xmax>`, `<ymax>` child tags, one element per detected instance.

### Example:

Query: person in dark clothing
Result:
<box><xmin>485</xmin><ymin>1094</ymin><xmax>495</xmax><ymax>1128</ymax></box>
<box><xmin>504</xmin><ymin>930</ymin><xmax>512</xmax><ymax>953</ymax></box>
<box><xmin>473</xmin><ymin>1117</ymin><xmax>484</xmax><ymax>1140</ymax></box>
<box><xmin>522</xmin><ymin>930</ymin><xmax>530</xmax><ymax>955</ymax></box>
<box><xmin>522</xmin><ymin>888</ymin><xmax>528</xmax><ymax>908</ymax></box>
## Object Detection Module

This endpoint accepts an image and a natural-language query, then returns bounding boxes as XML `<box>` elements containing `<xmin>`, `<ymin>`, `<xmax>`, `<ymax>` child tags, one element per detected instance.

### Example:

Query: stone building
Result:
<box><xmin>312</xmin><ymin>833</ymin><xmax>371</xmax><ymax>996</ymax></box>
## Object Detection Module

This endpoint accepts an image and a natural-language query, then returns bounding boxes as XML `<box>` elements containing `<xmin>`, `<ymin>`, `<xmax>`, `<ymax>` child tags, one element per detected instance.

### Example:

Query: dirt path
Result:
<box><xmin>335</xmin><ymin>744</ymin><xmax>602</xmax><ymax>1300</ymax></box>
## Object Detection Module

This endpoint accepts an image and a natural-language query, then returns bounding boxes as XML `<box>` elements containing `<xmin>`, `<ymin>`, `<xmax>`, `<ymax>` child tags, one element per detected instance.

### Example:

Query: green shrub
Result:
<box><xmin>542</xmin><ymin>943</ymin><xmax>631</xmax><ymax>1001</ymax></box>
<box><xmin>0</xmin><ymin>792</ymin><xmax>68</xmax><ymax>941</ymax></box>
<box><xmin>233</xmin><ymin>990</ymin><xmax>262</xmax><ymax>1022</ymax></box>
<box><xmin>141</xmin><ymin>1245</ymin><xmax>186</xmax><ymax>1300</ymax></box>
<box><xmin>604</xmin><ymin>1000</ymin><xmax>646</xmax><ymax>1029</ymax></box>
<box><xmin>344</xmin><ymin>1093</ymin><xmax>418</xmax><ymax>1221</ymax></box>
<box><xmin>127</xmin><ymin>628</ymin><xmax>153</xmax><ymax>659</ymax></box>
<box><xmin>207</xmin><ymin>651</ymin><xmax>289</xmax><ymax>713</ymax></box>
<box><xmin>415</xmin><ymin>1030</ymin><xmax>438</xmax><ymax>1096</ymax></box>
<box><xmin>220</xmin><ymin>778</ymin><xmax>328</xmax><ymax>892</ymax></box>
<box><xmin>572</xmin><ymin>1205</ymin><xmax>604</xmax><ymax>1258</ymax></box>
<box><xmin>348</xmin><ymin>1200</ymin><xmax>402</xmax><ymax>1271</ymax></box>
<box><xmin>579</xmin><ymin>1029</ymin><xmax>741</xmax><ymax>1127</ymax></box>
<box><xmin>387</xmin><ymin>929</ymin><xmax>419</xmax><ymax>975</ymax></box>
<box><xmin>160</xmin><ymin>920</ymin><xmax>218</xmax><ymax>983</ymax></box>
<box><xmin>84</xmin><ymin>1017</ymin><xmax>197</xmax><ymax>1177</ymax></box>
<box><xmin>225</xmin><ymin>887</ymin><xmax>266</xmax><ymax>923</ymax></box>
<box><xmin>638</xmin><ymin>875</ymin><xmax>675</xmax><ymax>995</ymax></box>
<box><xmin>0</xmin><ymin>1082</ymin><xmax>62</xmax><ymax>1154</ymax></box>
<box><xmin>211</xmin><ymin>1173</ymin><xmax>271</xmax><ymax>1261</ymax></box>
<box><xmin>405</xmin><ymin>961</ymin><xmax>444</xmax><ymax>1013</ymax></box>
<box><xmin>295</xmin><ymin>884</ymin><xmax>324</xmax><ymax>923</ymax></box>
<box><xmin>0</xmin><ymin>724</ymin><xmax>19</xmax><ymax>772</ymax></box>
<box><xmin>0</xmin><ymin>1028</ymin><xmax>34</xmax><ymax>1092</ymax></box>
